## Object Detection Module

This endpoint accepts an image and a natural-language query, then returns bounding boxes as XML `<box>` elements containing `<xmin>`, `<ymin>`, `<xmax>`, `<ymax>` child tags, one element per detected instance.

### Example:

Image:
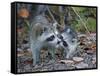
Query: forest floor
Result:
<box><xmin>17</xmin><ymin>33</ymin><xmax>97</xmax><ymax>73</ymax></box>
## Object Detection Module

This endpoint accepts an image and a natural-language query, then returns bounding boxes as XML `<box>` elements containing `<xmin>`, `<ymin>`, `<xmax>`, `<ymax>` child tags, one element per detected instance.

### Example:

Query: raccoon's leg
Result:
<box><xmin>63</xmin><ymin>47</ymin><xmax>69</xmax><ymax>59</ymax></box>
<box><xmin>48</xmin><ymin>46</ymin><xmax>55</xmax><ymax>60</ymax></box>
<box><xmin>51</xmin><ymin>47</ymin><xmax>56</xmax><ymax>60</ymax></box>
<box><xmin>66</xmin><ymin>44</ymin><xmax>77</xmax><ymax>59</ymax></box>
<box><xmin>31</xmin><ymin>42</ymin><xmax>42</xmax><ymax>66</ymax></box>
<box><xmin>32</xmin><ymin>48</ymin><xmax>40</xmax><ymax>66</ymax></box>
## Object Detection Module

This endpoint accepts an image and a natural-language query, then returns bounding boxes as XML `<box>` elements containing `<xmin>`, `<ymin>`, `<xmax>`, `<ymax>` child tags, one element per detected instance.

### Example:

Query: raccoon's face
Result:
<box><xmin>44</xmin><ymin>26</ymin><xmax>77</xmax><ymax>46</ymax></box>
<box><xmin>44</xmin><ymin>34</ymin><xmax>68</xmax><ymax>48</ymax></box>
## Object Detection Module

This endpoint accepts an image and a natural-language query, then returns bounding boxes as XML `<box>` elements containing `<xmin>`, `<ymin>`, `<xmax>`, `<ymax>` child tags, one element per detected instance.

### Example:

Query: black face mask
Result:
<box><xmin>62</xmin><ymin>40</ymin><xmax>68</xmax><ymax>47</ymax></box>
<box><xmin>46</xmin><ymin>35</ymin><xmax>55</xmax><ymax>42</ymax></box>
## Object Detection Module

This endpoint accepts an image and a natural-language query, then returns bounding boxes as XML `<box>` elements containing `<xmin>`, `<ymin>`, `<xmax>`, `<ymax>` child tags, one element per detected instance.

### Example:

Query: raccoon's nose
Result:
<box><xmin>57</xmin><ymin>41</ymin><xmax>60</xmax><ymax>44</ymax></box>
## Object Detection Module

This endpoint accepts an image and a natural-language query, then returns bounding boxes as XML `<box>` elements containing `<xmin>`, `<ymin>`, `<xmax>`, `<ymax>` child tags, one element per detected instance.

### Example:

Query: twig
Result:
<box><xmin>46</xmin><ymin>6</ymin><xmax>62</xmax><ymax>38</ymax></box>
<box><xmin>71</xmin><ymin>7</ymin><xmax>90</xmax><ymax>35</ymax></box>
<box><xmin>46</xmin><ymin>6</ymin><xmax>61</xmax><ymax>27</ymax></box>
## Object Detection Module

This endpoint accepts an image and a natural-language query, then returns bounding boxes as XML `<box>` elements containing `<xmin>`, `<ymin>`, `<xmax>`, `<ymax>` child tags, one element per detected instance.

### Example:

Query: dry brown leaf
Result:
<box><xmin>17</xmin><ymin>53</ymin><xmax>24</xmax><ymax>57</ymax></box>
<box><xmin>91</xmin><ymin>44</ymin><xmax>96</xmax><ymax>50</ymax></box>
<box><xmin>86</xmin><ymin>50</ymin><xmax>96</xmax><ymax>54</ymax></box>
<box><xmin>18</xmin><ymin>8</ymin><xmax>29</xmax><ymax>18</ymax></box>
<box><xmin>75</xmin><ymin>62</ymin><xmax>88</xmax><ymax>68</ymax></box>
<box><xmin>73</xmin><ymin>57</ymin><xmax>84</xmax><ymax>62</ymax></box>
<box><xmin>92</xmin><ymin>60</ymin><xmax>96</xmax><ymax>64</ymax></box>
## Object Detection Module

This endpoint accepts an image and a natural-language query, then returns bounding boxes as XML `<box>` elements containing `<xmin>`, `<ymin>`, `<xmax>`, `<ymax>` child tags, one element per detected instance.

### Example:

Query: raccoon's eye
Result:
<box><xmin>63</xmin><ymin>40</ymin><xmax>68</xmax><ymax>47</ymax></box>
<box><xmin>46</xmin><ymin>35</ymin><xmax>55</xmax><ymax>41</ymax></box>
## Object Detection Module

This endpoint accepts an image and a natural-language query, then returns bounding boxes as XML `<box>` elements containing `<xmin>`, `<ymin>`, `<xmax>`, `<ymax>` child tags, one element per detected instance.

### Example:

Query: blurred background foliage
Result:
<box><xmin>44</xmin><ymin>6</ymin><xmax>96</xmax><ymax>33</ymax></box>
<box><xmin>17</xmin><ymin>4</ymin><xmax>97</xmax><ymax>34</ymax></box>
<box><xmin>70</xmin><ymin>7</ymin><xmax>96</xmax><ymax>33</ymax></box>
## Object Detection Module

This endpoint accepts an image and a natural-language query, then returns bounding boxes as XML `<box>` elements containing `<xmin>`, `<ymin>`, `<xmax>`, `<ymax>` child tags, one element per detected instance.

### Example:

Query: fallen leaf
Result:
<box><xmin>86</xmin><ymin>50</ymin><xmax>95</xmax><ymax>54</ymax></box>
<box><xmin>73</xmin><ymin>57</ymin><xmax>84</xmax><ymax>62</ymax></box>
<box><xmin>17</xmin><ymin>53</ymin><xmax>24</xmax><ymax>57</ymax></box>
<box><xmin>75</xmin><ymin>62</ymin><xmax>88</xmax><ymax>68</ymax></box>
<box><xmin>91</xmin><ymin>44</ymin><xmax>96</xmax><ymax>50</ymax></box>
<box><xmin>18</xmin><ymin>8</ymin><xmax>29</xmax><ymax>18</ymax></box>
<box><xmin>92</xmin><ymin>57</ymin><xmax>96</xmax><ymax>64</ymax></box>
<box><xmin>59</xmin><ymin>60</ymin><xmax>74</xmax><ymax>64</ymax></box>
<box><xmin>92</xmin><ymin>60</ymin><xmax>96</xmax><ymax>64</ymax></box>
